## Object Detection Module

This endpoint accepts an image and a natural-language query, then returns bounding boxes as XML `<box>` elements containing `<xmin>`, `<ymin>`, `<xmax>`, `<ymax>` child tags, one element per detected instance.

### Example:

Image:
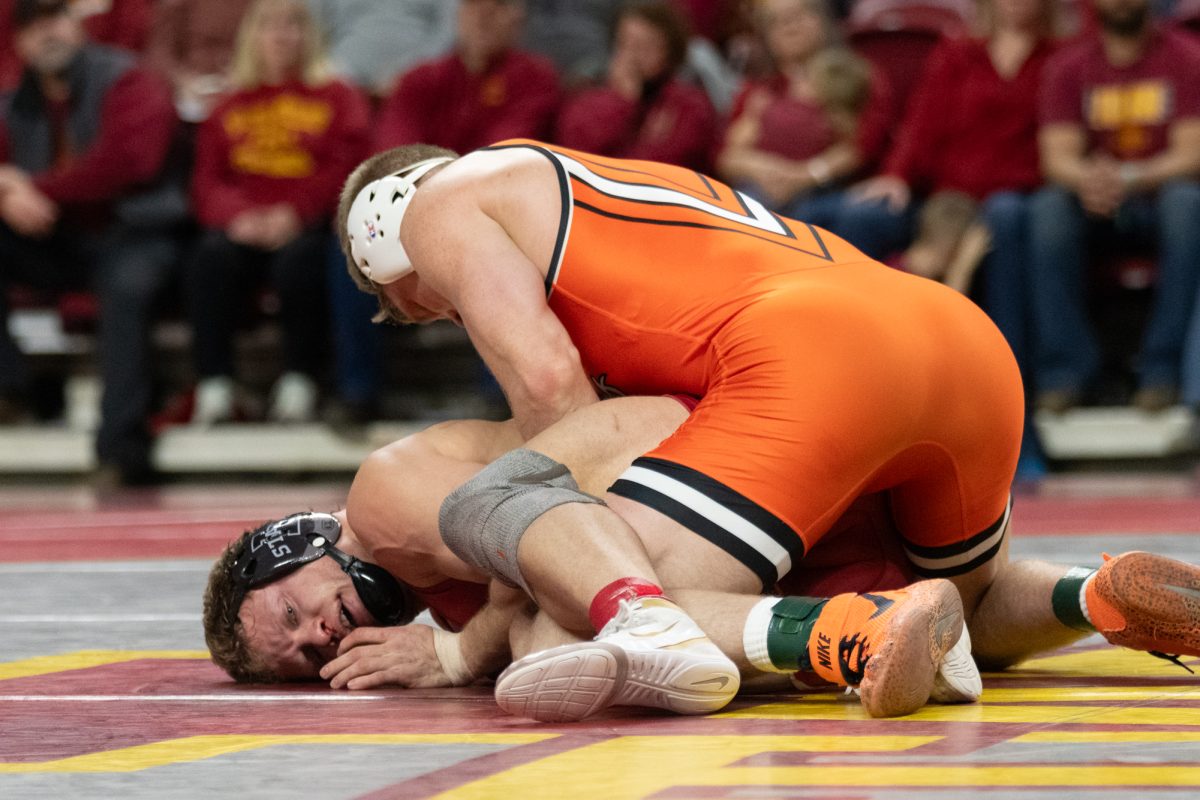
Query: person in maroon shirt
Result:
<box><xmin>186</xmin><ymin>0</ymin><xmax>370</xmax><ymax>425</ymax></box>
<box><xmin>713</xmin><ymin>0</ymin><xmax>895</xmax><ymax>246</ymax></box>
<box><xmin>0</xmin><ymin>0</ymin><xmax>180</xmax><ymax>485</ymax></box>
<box><xmin>845</xmin><ymin>0</ymin><xmax>1058</xmax><ymax>377</ymax></box>
<box><xmin>556</xmin><ymin>0</ymin><xmax>717</xmax><ymax>171</ymax></box>
<box><xmin>1029</xmin><ymin>0</ymin><xmax>1200</xmax><ymax>413</ymax></box>
<box><xmin>375</xmin><ymin>0</ymin><xmax>560</xmax><ymax>154</ymax></box>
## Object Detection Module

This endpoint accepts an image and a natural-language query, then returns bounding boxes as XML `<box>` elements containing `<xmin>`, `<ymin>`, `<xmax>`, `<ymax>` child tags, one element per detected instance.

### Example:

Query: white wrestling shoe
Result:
<box><xmin>494</xmin><ymin>597</ymin><xmax>740</xmax><ymax>722</ymax></box>
<box><xmin>929</xmin><ymin>625</ymin><xmax>982</xmax><ymax>703</ymax></box>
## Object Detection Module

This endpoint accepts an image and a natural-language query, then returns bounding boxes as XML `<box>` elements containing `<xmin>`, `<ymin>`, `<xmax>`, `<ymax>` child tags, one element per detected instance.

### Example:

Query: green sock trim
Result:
<box><xmin>766</xmin><ymin>596</ymin><xmax>828</xmax><ymax>672</ymax></box>
<box><xmin>1051</xmin><ymin>566</ymin><xmax>1097</xmax><ymax>632</ymax></box>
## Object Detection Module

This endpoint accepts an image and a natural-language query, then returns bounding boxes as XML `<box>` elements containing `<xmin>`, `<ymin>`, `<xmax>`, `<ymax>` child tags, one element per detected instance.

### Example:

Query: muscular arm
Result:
<box><xmin>404</xmin><ymin>174</ymin><xmax>599</xmax><ymax>439</ymax></box>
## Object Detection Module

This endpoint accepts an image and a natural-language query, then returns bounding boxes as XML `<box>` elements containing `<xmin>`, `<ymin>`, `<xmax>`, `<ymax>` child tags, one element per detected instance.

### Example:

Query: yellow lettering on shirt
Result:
<box><xmin>222</xmin><ymin>93</ymin><xmax>334</xmax><ymax>179</ymax></box>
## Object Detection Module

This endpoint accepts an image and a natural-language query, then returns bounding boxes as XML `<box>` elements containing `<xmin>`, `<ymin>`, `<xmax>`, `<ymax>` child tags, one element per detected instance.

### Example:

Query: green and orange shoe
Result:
<box><xmin>1087</xmin><ymin>551</ymin><xmax>1200</xmax><ymax>669</ymax></box>
<box><xmin>807</xmin><ymin>579</ymin><xmax>970</xmax><ymax>717</ymax></box>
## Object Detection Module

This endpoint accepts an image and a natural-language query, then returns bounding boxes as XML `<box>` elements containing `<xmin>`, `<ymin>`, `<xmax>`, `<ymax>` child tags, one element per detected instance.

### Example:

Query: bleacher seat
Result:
<box><xmin>846</xmin><ymin>0</ymin><xmax>974</xmax><ymax>113</ymax></box>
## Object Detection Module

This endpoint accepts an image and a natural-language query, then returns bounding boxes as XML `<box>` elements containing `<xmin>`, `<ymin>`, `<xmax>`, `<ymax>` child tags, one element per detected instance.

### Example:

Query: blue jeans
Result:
<box><xmin>977</xmin><ymin>191</ymin><xmax>1034</xmax><ymax>378</ymax></box>
<box><xmin>1026</xmin><ymin>180</ymin><xmax>1200</xmax><ymax>393</ymax></box>
<box><xmin>326</xmin><ymin>233</ymin><xmax>383</xmax><ymax>407</ymax></box>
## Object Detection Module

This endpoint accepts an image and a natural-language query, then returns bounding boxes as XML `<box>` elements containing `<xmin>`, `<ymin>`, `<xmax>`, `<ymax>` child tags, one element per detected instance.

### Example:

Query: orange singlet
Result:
<box><xmin>485</xmin><ymin>140</ymin><xmax>1024</xmax><ymax>590</ymax></box>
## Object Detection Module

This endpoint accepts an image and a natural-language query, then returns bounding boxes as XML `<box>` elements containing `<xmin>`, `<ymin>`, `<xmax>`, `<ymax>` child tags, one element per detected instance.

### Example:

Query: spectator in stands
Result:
<box><xmin>895</xmin><ymin>190</ymin><xmax>992</xmax><ymax>296</ymax></box>
<box><xmin>1030</xmin><ymin>0</ymin><xmax>1200</xmax><ymax>413</ymax></box>
<box><xmin>846</xmin><ymin>0</ymin><xmax>1058</xmax><ymax>372</ymax></box>
<box><xmin>714</xmin><ymin>0</ymin><xmax>894</xmax><ymax>238</ymax></box>
<box><xmin>187</xmin><ymin>0</ymin><xmax>369</xmax><ymax>425</ymax></box>
<box><xmin>0</xmin><ymin>0</ymin><xmax>179</xmax><ymax>485</ymax></box>
<box><xmin>376</xmin><ymin>0</ymin><xmax>560</xmax><ymax>153</ymax></box>
<box><xmin>304</xmin><ymin>0</ymin><xmax>456</xmax><ymax>97</ymax></box>
<box><xmin>556</xmin><ymin>0</ymin><xmax>716</xmax><ymax>170</ymax></box>
<box><xmin>144</xmin><ymin>0</ymin><xmax>255</xmax><ymax>123</ymax></box>
<box><xmin>76</xmin><ymin>0</ymin><xmax>153</xmax><ymax>53</ymax></box>
<box><xmin>521</xmin><ymin>0</ymin><xmax>623</xmax><ymax>88</ymax></box>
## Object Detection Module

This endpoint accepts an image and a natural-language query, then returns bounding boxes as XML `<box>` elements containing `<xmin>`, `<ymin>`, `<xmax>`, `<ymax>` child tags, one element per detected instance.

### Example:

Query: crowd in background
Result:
<box><xmin>2</xmin><ymin>0</ymin><xmax>1200</xmax><ymax>487</ymax></box>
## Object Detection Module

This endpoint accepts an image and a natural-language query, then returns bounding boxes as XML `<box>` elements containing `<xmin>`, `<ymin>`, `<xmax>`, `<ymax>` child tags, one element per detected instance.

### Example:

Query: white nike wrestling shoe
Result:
<box><xmin>494</xmin><ymin>597</ymin><xmax>740</xmax><ymax>722</ymax></box>
<box><xmin>929</xmin><ymin>625</ymin><xmax>982</xmax><ymax>703</ymax></box>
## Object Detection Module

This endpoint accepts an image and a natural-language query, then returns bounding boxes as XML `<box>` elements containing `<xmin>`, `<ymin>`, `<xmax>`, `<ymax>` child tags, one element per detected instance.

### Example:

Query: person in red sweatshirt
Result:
<box><xmin>0</xmin><ymin>0</ymin><xmax>180</xmax><ymax>486</ymax></box>
<box><xmin>713</xmin><ymin>0</ymin><xmax>895</xmax><ymax>242</ymax></box>
<box><xmin>374</xmin><ymin>0</ymin><xmax>560</xmax><ymax>154</ymax></box>
<box><xmin>845</xmin><ymin>0</ymin><xmax>1059</xmax><ymax>377</ymax></box>
<box><xmin>556</xmin><ymin>0</ymin><xmax>717</xmax><ymax>171</ymax></box>
<box><xmin>186</xmin><ymin>0</ymin><xmax>369</xmax><ymax>426</ymax></box>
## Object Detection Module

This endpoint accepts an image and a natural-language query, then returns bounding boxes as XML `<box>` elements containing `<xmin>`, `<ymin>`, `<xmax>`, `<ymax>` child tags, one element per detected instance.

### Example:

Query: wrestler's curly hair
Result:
<box><xmin>336</xmin><ymin>144</ymin><xmax>459</xmax><ymax>322</ymax></box>
<box><xmin>202</xmin><ymin>524</ymin><xmax>280</xmax><ymax>683</ymax></box>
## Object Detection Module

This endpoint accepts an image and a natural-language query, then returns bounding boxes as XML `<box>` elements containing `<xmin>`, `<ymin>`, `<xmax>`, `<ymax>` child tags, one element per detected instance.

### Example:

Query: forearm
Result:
<box><xmin>1121</xmin><ymin>151</ymin><xmax>1200</xmax><ymax>193</ymax></box>
<box><xmin>454</xmin><ymin>581</ymin><xmax>531</xmax><ymax>679</ymax></box>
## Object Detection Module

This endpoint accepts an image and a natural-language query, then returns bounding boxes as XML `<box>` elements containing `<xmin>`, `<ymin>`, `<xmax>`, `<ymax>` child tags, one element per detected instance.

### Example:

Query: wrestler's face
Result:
<box><xmin>15</xmin><ymin>11</ymin><xmax>85</xmax><ymax>77</ymax></box>
<box><xmin>763</xmin><ymin>0</ymin><xmax>827</xmax><ymax>65</ymax></box>
<box><xmin>614</xmin><ymin>15</ymin><xmax>672</xmax><ymax>82</ymax></box>
<box><xmin>379</xmin><ymin>272</ymin><xmax>462</xmax><ymax>326</ymax></box>
<box><xmin>458</xmin><ymin>0</ymin><xmax>525</xmax><ymax>60</ymax></box>
<box><xmin>255</xmin><ymin>3</ymin><xmax>307</xmax><ymax>83</ymax></box>
<box><xmin>239</xmin><ymin>557</ymin><xmax>379</xmax><ymax>681</ymax></box>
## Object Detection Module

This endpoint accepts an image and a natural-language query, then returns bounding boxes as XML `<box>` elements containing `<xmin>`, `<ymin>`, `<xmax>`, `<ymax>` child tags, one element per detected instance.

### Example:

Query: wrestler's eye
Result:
<box><xmin>286</xmin><ymin>605</ymin><xmax>296</xmax><ymax>625</ymax></box>
<box><xmin>340</xmin><ymin>601</ymin><xmax>356</xmax><ymax>630</ymax></box>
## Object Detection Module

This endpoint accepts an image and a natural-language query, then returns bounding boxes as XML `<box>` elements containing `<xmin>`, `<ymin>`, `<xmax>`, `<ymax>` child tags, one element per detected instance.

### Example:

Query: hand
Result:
<box><xmin>227</xmin><ymin>209</ymin><xmax>269</xmax><ymax>247</ymax></box>
<box><xmin>1078</xmin><ymin>156</ymin><xmax>1124</xmax><ymax>217</ymax></box>
<box><xmin>0</xmin><ymin>181</ymin><xmax>58</xmax><ymax>238</ymax></box>
<box><xmin>851</xmin><ymin>175</ymin><xmax>911</xmax><ymax>212</ymax></box>
<box><xmin>607</xmin><ymin>49</ymin><xmax>643</xmax><ymax>101</ymax></box>
<box><xmin>320</xmin><ymin>625</ymin><xmax>453</xmax><ymax>690</ymax></box>
<box><xmin>258</xmin><ymin>203</ymin><xmax>302</xmax><ymax>250</ymax></box>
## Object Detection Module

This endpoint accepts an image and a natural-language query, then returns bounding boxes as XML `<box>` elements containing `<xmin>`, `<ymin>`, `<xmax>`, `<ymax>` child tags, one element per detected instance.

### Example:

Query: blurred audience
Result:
<box><xmin>1030</xmin><ymin>0</ymin><xmax>1200</xmax><ymax>413</ymax></box>
<box><xmin>144</xmin><ymin>0</ymin><xmax>254</xmax><ymax>123</ymax></box>
<box><xmin>893</xmin><ymin>190</ymin><xmax>992</xmax><ymax>295</ymax></box>
<box><xmin>0</xmin><ymin>0</ymin><xmax>180</xmax><ymax>484</ymax></box>
<box><xmin>186</xmin><ymin>0</ymin><xmax>369</xmax><ymax>425</ymax></box>
<box><xmin>556</xmin><ymin>0</ymin><xmax>716</xmax><ymax>169</ymax></box>
<box><xmin>376</xmin><ymin>0</ymin><xmax>560</xmax><ymax>152</ymax></box>
<box><xmin>521</xmin><ymin>0</ymin><xmax>623</xmax><ymax>87</ymax></box>
<box><xmin>75</xmin><ymin>0</ymin><xmax>152</xmax><ymax>52</ymax></box>
<box><xmin>714</xmin><ymin>0</ymin><xmax>894</xmax><ymax>239</ymax></box>
<box><xmin>304</xmin><ymin>0</ymin><xmax>455</xmax><ymax>97</ymax></box>
<box><xmin>847</xmin><ymin>0</ymin><xmax>1057</xmax><ymax>372</ymax></box>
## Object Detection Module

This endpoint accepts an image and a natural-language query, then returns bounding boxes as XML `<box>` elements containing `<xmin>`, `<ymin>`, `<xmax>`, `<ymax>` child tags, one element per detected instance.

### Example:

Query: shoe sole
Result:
<box><xmin>929</xmin><ymin>625</ymin><xmax>982</xmax><ymax>704</ymax></box>
<box><xmin>494</xmin><ymin>640</ymin><xmax>739</xmax><ymax>723</ymax></box>
<box><xmin>1096</xmin><ymin>551</ymin><xmax>1200</xmax><ymax>657</ymax></box>
<box><xmin>858</xmin><ymin>579</ymin><xmax>964</xmax><ymax>718</ymax></box>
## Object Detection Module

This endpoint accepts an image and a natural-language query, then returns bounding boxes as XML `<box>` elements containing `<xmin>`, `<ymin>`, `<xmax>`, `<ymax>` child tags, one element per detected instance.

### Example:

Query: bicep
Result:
<box><xmin>1039</xmin><ymin>124</ymin><xmax>1085</xmax><ymax>173</ymax></box>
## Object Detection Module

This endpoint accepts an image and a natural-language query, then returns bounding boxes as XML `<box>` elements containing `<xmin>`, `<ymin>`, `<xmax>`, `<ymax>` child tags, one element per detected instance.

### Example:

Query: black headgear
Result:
<box><xmin>228</xmin><ymin>512</ymin><xmax>419</xmax><ymax>627</ymax></box>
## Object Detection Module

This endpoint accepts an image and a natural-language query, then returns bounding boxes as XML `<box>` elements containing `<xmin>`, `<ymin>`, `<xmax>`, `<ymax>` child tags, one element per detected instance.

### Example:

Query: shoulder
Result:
<box><xmin>1157</xmin><ymin>27</ymin><xmax>1200</xmax><ymax>63</ymax></box>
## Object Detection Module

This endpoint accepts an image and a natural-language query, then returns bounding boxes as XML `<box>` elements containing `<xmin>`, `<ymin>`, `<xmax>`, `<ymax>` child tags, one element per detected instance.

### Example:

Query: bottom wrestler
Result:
<box><xmin>204</xmin><ymin>397</ymin><xmax>1200</xmax><ymax>720</ymax></box>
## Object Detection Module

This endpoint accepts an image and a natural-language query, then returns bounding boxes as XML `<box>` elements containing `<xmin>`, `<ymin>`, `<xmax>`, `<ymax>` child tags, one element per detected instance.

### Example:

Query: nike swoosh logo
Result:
<box><xmin>862</xmin><ymin>593</ymin><xmax>895</xmax><ymax>619</ymax></box>
<box><xmin>690</xmin><ymin>676</ymin><xmax>731</xmax><ymax>690</ymax></box>
<box><xmin>630</xmin><ymin>621</ymin><xmax>680</xmax><ymax>638</ymax></box>
<box><xmin>1164</xmin><ymin>584</ymin><xmax>1200</xmax><ymax>601</ymax></box>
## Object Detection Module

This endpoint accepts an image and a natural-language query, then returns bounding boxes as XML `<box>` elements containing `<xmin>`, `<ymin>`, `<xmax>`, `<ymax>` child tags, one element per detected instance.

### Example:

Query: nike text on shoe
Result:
<box><xmin>493</xmin><ymin>597</ymin><xmax>740</xmax><ymax>722</ymax></box>
<box><xmin>1087</xmin><ymin>551</ymin><xmax>1200</xmax><ymax>663</ymax></box>
<box><xmin>809</xmin><ymin>579</ymin><xmax>967</xmax><ymax>718</ymax></box>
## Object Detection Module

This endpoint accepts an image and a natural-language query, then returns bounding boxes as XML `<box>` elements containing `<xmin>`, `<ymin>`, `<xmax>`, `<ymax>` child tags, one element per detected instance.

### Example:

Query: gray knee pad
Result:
<box><xmin>438</xmin><ymin>449</ymin><xmax>603</xmax><ymax>593</ymax></box>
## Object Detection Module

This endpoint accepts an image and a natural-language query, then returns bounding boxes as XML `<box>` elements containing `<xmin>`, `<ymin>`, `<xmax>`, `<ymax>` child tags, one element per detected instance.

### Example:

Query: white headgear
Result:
<box><xmin>346</xmin><ymin>157</ymin><xmax>454</xmax><ymax>285</ymax></box>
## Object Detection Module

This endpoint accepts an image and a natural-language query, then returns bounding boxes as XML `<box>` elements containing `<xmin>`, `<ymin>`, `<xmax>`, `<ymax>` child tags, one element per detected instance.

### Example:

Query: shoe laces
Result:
<box><xmin>1149</xmin><ymin>650</ymin><xmax>1195</xmax><ymax>674</ymax></box>
<box><xmin>596</xmin><ymin>597</ymin><xmax>638</xmax><ymax>640</ymax></box>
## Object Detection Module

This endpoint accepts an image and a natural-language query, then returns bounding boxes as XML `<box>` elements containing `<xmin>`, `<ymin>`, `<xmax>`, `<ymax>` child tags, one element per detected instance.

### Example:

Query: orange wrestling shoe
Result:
<box><xmin>807</xmin><ymin>579</ymin><xmax>969</xmax><ymax>718</ymax></box>
<box><xmin>1086</xmin><ymin>551</ymin><xmax>1200</xmax><ymax>667</ymax></box>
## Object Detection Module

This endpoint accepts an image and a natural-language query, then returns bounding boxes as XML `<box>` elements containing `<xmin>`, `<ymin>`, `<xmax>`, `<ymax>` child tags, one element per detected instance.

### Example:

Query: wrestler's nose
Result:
<box><xmin>303</xmin><ymin>616</ymin><xmax>336</xmax><ymax>647</ymax></box>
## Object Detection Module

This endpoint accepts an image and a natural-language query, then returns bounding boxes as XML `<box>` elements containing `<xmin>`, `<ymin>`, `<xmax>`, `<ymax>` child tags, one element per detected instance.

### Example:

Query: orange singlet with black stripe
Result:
<box><xmin>485</xmin><ymin>140</ymin><xmax>1024</xmax><ymax>590</ymax></box>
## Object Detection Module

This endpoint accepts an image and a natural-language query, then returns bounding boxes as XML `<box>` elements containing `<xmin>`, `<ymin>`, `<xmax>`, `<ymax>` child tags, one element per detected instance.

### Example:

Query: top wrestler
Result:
<box><xmin>325</xmin><ymin>141</ymin><xmax>1198</xmax><ymax>720</ymax></box>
